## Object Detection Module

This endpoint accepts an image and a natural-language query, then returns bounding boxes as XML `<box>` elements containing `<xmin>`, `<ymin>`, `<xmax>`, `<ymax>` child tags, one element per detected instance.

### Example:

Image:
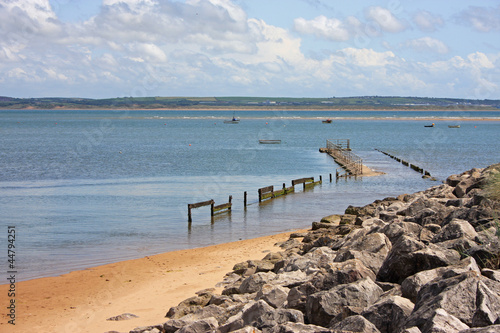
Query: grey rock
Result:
<box><xmin>255</xmin><ymin>284</ymin><xmax>289</xmax><ymax>308</ymax></box>
<box><xmin>432</xmin><ymin>219</ymin><xmax>479</xmax><ymax>243</ymax></box>
<box><xmin>239</xmin><ymin>272</ymin><xmax>277</xmax><ymax>294</ymax></box>
<box><xmin>458</xmin><ymin>325</ymin><xmax>500</xmax><ymax>332</ymax></box>
<box><xmin>306</xmin><ymin>277</ymin><xmax>383</xmax><ymax>327</ymax></box>
<box><xmin>379</xmin><ymin>222</ymin><xmax>422</xmax><ymax>244</ymax></box>
<box><xmin>361</xmin><ymin>296</ymin><xmax>414</xmax><ymax>333</ymax></box>
<box><xmin>401</xmin><ymin>257</ymin><xmax>481</xmax><ymax>302</ymax></box>
<box><xmin>330</xmin><ymin>315</ymin><xmax>381</xmax><ymax>333</ymax></box>
<box><xmin>406</xmin><ymin>271</ymin><xmax>500</xmax><ymax>329</ymax></box>
<box><xmin>419</xmin><ymin>308</ymin><xmax>470</xmax><ymax>333</ymax></box>
<box><xmin>106</xmin><ymin>313</ymin><xmax>139</xmax><ymax>321</ymax></box>
<box><xmin>377</xmin><ymin>235</ymin><xmax>461</xmax><ymax>284</ymax></box>
<box><xmin>274</xmin><ymin>322</ymin><xmax>333</xmax><ymax>333</ymax></box>
<box><xmin>176</xmin><ymin>317</ymin><xmax>218</xmax><ymax>333</ymax></box>
<box><xmin>482</xmin><ymin>269</ymin><xmax>500</xmax><ymax>282</ymax></box>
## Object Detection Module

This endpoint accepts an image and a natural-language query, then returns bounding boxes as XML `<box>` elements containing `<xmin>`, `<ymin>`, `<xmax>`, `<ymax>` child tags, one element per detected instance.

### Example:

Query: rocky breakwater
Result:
<box><xmin>131</xmin><ymin>164</ymin><xmax>500</xmax><ymax>333</ymax></box>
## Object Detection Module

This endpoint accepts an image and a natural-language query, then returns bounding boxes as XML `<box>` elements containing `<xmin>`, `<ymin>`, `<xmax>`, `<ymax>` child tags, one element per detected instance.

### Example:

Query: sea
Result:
<box><xmin>1</xmin><ymin>109</ymin><xmax>499</xmax><ymax>281</ymax></box>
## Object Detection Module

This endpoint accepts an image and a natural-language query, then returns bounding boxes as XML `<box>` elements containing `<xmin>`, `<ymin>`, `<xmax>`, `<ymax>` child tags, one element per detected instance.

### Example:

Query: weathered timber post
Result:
<box><xmin>210</xmin><ymin>201</ymin><xmax>215</xmax><ymax>216</ymax></box>
<box><xmin>228</xmin><ymin>195</ymin><xmax>232</xmax><ymax>211</ymax></box>
<box><xmin>244</xmin><ymin>191</ymin><xmax>247</xmax><ymax>207</ymax></box>
<box><xmin>330</xmin><ymin>173</ymin><xmax>332</xmax><ymax>182</ymax></box>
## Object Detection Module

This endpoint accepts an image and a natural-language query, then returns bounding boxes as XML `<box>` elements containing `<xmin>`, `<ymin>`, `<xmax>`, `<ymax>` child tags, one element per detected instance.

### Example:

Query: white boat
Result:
<box><xmin>259</xmin><ymin>139</ymin><xmax>281</xmax><ymax>144</ymax></box>
<box><xmin>448</xmin><ymin>125</ymin><xmax>460</xmax><ymax>128</ymax></box>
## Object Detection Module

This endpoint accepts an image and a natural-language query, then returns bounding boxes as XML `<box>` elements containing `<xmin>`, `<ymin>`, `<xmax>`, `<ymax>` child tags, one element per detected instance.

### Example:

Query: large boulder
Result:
<box><xmin>361</xmin><ymin>296</ymin><xmax>414</xmax><ymax>333</ymax></box>
<box><xmin>330</xmin><ymin>315</ymin><xmax>381</xmax><ymax>333</ymax></box>
<box><xmin>432</xmin><ymin>219</ymin><xmax>480</xmax><ymax>243</ymax></box>
<box><xmin>377</xmin><ymin>235</ymin><xmax>461</xmax><ymax>283</ymax></box>
<box><xmin>306</xmin><ymin>277</ymin><xmax>383</xmax><ymax>327</ymax></box>
<box><xmin>405</xmin><ymin>271</ymin><xmax>500</xmax><ymax>330</ymax></box>
<box><xmin>401</xmin><ymin>257</ymin><xmax>481</xmax><ymax>302</ymax></box>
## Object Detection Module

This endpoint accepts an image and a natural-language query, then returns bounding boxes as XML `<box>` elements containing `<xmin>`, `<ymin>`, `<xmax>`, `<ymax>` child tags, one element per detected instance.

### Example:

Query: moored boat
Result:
<box><xmin>424</xmin><ymin>123</ymin><xmax>435</xmax><ymax>127</ymax></box>
<box><xmin>259</xmin><ymin>139</ymin><xmax>281</xmax><ymax>144</ymax></box>
<box><xmin>448</xmin><ymin>125</ymin><xmax>460</xmax><ymax>128</ymax></box>
<box><xmin>322</xmin><ymin>119</ymin><xmax>332</xmax><ymax>123</ymax></box>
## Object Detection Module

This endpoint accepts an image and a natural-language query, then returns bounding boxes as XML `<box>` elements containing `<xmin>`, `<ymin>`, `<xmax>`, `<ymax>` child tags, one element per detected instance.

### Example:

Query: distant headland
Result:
<box><xmin>1</xmin><ymin>96</ymin><xmax>499</xmax><ymax>111</ymax></box>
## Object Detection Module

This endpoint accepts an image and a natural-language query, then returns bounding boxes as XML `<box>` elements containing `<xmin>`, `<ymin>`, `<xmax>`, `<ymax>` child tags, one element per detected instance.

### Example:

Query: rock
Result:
<box><xmin>321</xmin><ymin>214</ymin><xmax>342</xmax><ymax>224</ymax></box>
<box><xmin>275</xmin><ymin>322</ymin><xmax>334</xmax><ymax>332</ymax></box>
<box><xmin>176</xmin><ymin>317</ymin><xmax>218</xmax><ymax>333</ymax></box>
<box><xmin>165</xmin><ymin>291</ymin><xmax>213</xmax><ymax>318</ymax></box>
<box><xmin>106</xmin><ymin>313</ymin><xmax>139</xmax><ymax>321</ymax></box>
<box><xmin>361</xmin><ymin>296</ymin><xmax>414</xmax><ymax>333</ymax></box>
<box><xmin>406</xmin><ymin>271</ymin><xmax>500</xmax><ymax>329</ymax></box>
<box><xmin>377</xmin><ymin>235</ymin><xmax>461</xmax><ymax>284</ymax></box>
<box><xmin>379</xmin><ymin>222</ymin><xmax>422</xmax><ymax>244</ymax></box>
<box><xmin>286</xmin><ymin>281</ymin><xmax>319</xmax><ymax>313</ymax></box>
<box><xmin>481</xmin><ymin>269</ymin><xmax>500</xmax><ymax>282</ymax></box>
<box><xmin>255</xmin><ymin>284</ymin><xmax>289</xmax><ymax>308</ymax></box>
<box><xmin>419</xmin><ymin>308</ymin><xmax>470</xmax><ymax>333</ymax></box>
<box><xmin>459</xmin><ymin>325</ymin><xmax>500</xmax><ymax>332</ymax></box>
<box><xmin>401</xmin><ymin>257</ymin><xmax>481</xmax><ymax>302</ymax></box>
<box><xmin>340</xmin><ymin>214</ymin><xmax>357</xmax><ymax>225</ymax></box>
<box><xmin>163</xmin><ymin>319</ymin><xmax>194</xmax><ymax>333</ymax></box>
<box><xmin>432</xmin><ymin>219</ymin><xmax>480</xmax><ymax>243</ymax></box>
<box><xmin>239</xmin><ymin>272</ymin><xmax>277</xmax><ymax>294</ymax></box>
<box><xmin>306</xmin><ymin>277</ymin><xmax>383</xmax><ymax>327</ymax></box>
<box><xmin>330</xmin><ymin>314</ymin><xmax>381</xmax><ymax>332</ymax></box>
<box><xmin>130</xmin><ymin>326</ymin><xmax>163</xmax><ymax>333</ymax></box>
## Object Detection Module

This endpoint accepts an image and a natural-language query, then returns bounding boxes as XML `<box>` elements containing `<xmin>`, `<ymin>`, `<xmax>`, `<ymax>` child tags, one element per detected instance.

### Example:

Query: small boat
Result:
<box><xmin>448</xmin><ymin>125</ymin><xmax>460</xmax><ymax>128</ymax></box>
<box><xmin>224</xmin><ymin>112</ymin><xmax>240</xmax><ymax>124</ymax></box>
<box><xmin>259</xmin><ymin>139</ymin><xmax>281</xmax><ymax>144</ymax></box>
<box><xmin>223</xmin><ymin>118</ymin><xmax>240</xmax><ymax>124</ymax></box>
<box><xmin>322</xmin><ymin>119</ymin><xmax>332</xmax><ymax>123</ymax></box>
<box><xmin>424</xmin><ymin>123</ymin><xmax>435</xmax><ymax>127</ymax></box>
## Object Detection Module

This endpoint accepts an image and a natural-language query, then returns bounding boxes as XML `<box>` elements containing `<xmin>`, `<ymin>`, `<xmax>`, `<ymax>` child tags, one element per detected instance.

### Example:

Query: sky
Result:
<box><xmin>1</xmin><ymin>0</ymin><xmax>499</xmax><ymax>99</ymax></box>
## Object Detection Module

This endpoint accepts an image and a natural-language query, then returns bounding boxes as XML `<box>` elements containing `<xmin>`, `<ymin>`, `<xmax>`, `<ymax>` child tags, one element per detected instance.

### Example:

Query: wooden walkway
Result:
<box><xmin>322</xmin><ymin>139</ymin><xmax>363</xmax><ymax>177</ymax></box>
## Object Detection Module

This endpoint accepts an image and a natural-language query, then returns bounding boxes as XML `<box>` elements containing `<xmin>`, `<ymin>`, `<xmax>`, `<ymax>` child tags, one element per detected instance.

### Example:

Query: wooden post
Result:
<box><xmin>188</xmin><ymin>205</ymin><xmax>192</xmax><ymax>223</ymax></box>
<box><xmin>244</xmin><ymin>191</ymin><xmax>247</xmax><ymax>207</ymax></box>
<box><xmin>319</xmin><ymin>175</ymin><xmax>322</xmax><ymax>183</ymax></box>
<box><xmin>329</xmin><ymin>173</ymin><xmax>332</xmax><ymax>182</ymax></box>
<box><xmin>211</xmin><ymin>201</ymin><xmax>214</xmax><ymax>216</ymax></box>
<box><xmin>228</xmin><ymin>195</ymin><xmax>232</xmax><ymax>211</ymax></box>
<box><xmin>258</xmin><ymin>188</ymin><xmax>262</xmax><ymax>202</ymax></box>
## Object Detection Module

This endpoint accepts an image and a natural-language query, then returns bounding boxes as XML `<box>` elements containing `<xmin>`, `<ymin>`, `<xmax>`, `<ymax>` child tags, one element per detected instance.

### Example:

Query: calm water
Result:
<box><xmin>1</xmin><ymin>110</ymin><xmax>499</xmax><ymax>281</ymax></box>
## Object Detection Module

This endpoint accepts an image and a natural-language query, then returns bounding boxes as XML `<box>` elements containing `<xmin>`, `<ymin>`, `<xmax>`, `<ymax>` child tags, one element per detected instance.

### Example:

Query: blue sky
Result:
<box><xmin>1</xmin><ymin>0</ymin><xmax>499</xmax><ymax>99</ymax></box>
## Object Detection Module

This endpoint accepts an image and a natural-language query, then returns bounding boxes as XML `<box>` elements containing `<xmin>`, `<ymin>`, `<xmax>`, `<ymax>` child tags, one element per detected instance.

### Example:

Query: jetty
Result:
<box><xmin>320</xmin><ymin>139</ymin><xmax>363</xmax><ymax>177</ymax></box>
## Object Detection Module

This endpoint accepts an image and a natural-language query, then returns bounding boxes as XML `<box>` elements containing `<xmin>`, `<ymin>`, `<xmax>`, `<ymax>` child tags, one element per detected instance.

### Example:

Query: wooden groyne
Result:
<box><xmin>375</xmin><ymin>149</ymin><xmax>435</xmax><ymax>180</ymax></box>
<box><xmin>321</xmin><ymin>139</ymin><xmax>363</xmax><ymax>177</ymax></box>
<box><xmin>188</xmin><ymin>196</ymin><xmax>232</xmax><ymax>222</ymax></box>
<box><xmin>188</xmin><ymin>175</ymin><xmax>328</xmax><ymax>222</ymax></box>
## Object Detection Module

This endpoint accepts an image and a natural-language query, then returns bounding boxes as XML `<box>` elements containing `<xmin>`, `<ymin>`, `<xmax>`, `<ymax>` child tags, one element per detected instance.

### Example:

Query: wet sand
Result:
<box><xmin>0</xmin><ymin>229</ymin><xmax>307</xmax><ymax>333</ymax></box>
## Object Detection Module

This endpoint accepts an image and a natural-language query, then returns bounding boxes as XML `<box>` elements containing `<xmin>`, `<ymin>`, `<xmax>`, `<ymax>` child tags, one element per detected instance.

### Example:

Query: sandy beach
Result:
<box><xmin>0</xmin><ymin>229</ymin><xmax>307</xmax><ymax>333</ymax></box>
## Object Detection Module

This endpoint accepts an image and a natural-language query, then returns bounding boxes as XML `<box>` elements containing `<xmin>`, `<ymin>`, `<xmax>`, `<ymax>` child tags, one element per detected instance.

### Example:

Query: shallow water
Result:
<box><xmin>1</xmin><ymin>110</ymin><xmax>499</xmax><ymax>280</ymax></box>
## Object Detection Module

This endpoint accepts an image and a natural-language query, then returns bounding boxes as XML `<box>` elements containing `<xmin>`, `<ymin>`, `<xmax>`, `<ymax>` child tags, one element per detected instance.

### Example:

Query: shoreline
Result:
<box><xmin>0</xmin><ymin>229</ymin><xmax>307</xmax><ymax>333</ymax></box>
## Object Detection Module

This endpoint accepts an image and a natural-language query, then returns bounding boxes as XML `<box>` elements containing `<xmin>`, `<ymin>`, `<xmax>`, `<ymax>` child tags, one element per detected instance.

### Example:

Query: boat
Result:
<box><xmin>322</xmin><ymin>119</ymin><xmax>332</xmax><ymax>123</ymax></box>
<box><xmin>448</xmin><ymin>125</ymin><xmax>460</xmax><ymax>128</ymax></box>
<box><xmin>223</xmin><ymin>117</ymin><xmax>240</xmax><ymax>124</ymax></box>
<box><xmin>424</xmin><ymin>123</ymin><xmax>435</xmax><ymax>127</ymax></box>
<box><xmin>224</xmin><ymin>112</ymin><xmax>240</xmax><ymax>124</ymax></box>
<box><xmin>259</xmin><ymin>139</ymin><xmax>281</xmax><ymax>144</ymax></box>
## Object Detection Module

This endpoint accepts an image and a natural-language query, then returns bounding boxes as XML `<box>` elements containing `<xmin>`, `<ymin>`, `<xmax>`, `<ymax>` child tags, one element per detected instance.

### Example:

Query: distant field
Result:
<box><xmin>0</xmin><ymin>96</ymin><xmax>498</xmax><ymax>110</ymax></box>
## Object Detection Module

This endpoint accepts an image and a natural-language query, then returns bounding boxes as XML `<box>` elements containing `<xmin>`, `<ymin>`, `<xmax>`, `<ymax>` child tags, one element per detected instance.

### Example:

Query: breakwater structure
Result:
<box><xmin>187</xmin><ymin>196</ymin><xmax>232</xmax><ymax>223</ymax></box>
<box><xmin>320</xmin><ymin>139</ymin><xmax>363</xmax><ymax>177</ymax></box>
<box><xmin>187</xmin><ymin>176</ymin><xmax>326</xmax><ymax>222</ymax></box>
<box><xmin>375</xmin><ymin>148</ymin><xmax>437</xmax><ymax>180</ymax></box>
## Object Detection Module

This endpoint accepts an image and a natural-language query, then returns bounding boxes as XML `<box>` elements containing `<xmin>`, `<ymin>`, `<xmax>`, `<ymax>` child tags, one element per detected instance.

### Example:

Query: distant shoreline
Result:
<box><xmin>2</xmin><ymin>106</ymin><xmax>500</xmax><ymax>112</ymax></box>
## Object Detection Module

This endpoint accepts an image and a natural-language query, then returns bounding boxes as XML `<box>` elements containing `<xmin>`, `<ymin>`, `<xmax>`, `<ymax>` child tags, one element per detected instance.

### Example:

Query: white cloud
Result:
<box><xmin>404</xmin><ymin>37</ymin><xmax>449</xmax><ymax>54</ymax></box>
<box><xmin>457</xmin><ymin>5</ymin><xmax>500</xmax><ymax>32</ymax></box>
<box><xmin>365</xmin><ymin>6</ymin><xmax>406</xmax><ymax>33</ymax></box>
<box><xmin>340</xmin><ymin>48</ymin><xmax>396</xmax><ymax>67</ymax></box>
<box><xmin>413</xmin><ymin>10</ymin><xmax>444</xmax><ymax>32</ymax></box>
<box><xmin>294</xmin><ymin>15</ymin><xmax>351</xmax><ymax>41</ymax></box>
